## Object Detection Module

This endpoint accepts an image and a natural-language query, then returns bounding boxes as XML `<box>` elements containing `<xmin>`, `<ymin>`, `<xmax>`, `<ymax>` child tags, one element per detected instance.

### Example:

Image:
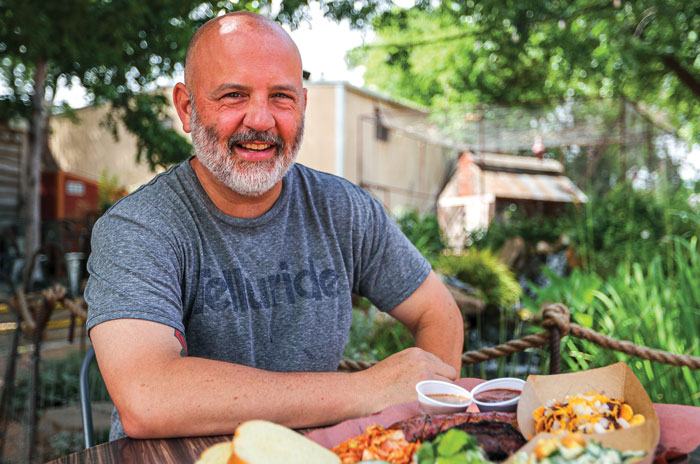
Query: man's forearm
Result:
<box><xmin>388</xmin><ymin>271</ymin><xmax>465</xmax><ymax>374</ymax></box>
<box><xmin>413</xmin><ymin>302</ymin><xmax>464</xmax><ymax>373</ymax></box>
<box><xmin>117</xmin><ymin>357</ymin><xmax>371</xmax><ymax>438</ymax></box>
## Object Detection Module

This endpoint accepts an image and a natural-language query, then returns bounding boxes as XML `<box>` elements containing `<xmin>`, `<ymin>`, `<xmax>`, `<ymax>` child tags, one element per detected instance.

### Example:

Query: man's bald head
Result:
<box><xmin>184</xmin><ymin>12</ymin><xmax>302</xmax><ymax>89</ymax></box>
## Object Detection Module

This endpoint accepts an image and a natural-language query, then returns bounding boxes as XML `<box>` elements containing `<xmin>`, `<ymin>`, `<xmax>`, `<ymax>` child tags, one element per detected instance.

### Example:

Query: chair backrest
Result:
<box><xmin>79</xmin><ymin>346</ymin><xmax>96</xmax><ymax>449</ymax></box>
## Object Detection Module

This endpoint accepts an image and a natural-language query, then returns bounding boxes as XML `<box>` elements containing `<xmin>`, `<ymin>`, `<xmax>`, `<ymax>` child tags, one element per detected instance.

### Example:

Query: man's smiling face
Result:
<box><xmin>184</xmin><ymin>15</ymin><xmax>307</xmax><ymax>197</ymax></box>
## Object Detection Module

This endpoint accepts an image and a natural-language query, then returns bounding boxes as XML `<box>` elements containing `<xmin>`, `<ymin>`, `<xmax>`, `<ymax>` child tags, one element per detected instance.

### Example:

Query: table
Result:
<box><xmin>48</xmin><ymin>434</ymin><xmax>232</xmax><ymax>464</ymax></box>
<box><xmin>49</xmin><ymin>378</ymin><xmax>700</xmax><ymax>464</ymax></box>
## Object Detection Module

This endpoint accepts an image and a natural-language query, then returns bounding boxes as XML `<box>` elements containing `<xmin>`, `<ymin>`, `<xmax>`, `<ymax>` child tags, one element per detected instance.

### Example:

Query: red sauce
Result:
<box><xmin>474</xmin><ymin>388</ymin><xmax>521</xmax><ymax>403</ymax></box>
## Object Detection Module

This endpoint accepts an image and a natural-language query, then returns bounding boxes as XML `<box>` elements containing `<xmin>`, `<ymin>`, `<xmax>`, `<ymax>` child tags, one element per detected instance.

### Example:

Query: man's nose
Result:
<box><xmin>243</xmin><ymin>98</ymin><xmax>275</xmax><ymax>132</ymax></box>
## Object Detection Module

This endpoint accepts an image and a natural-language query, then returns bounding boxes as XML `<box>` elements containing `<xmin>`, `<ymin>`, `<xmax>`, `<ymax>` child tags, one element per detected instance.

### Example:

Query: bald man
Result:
<box><xmin>86</xmin><ymin>12</ymin><xmax>463</xmax><ymax>440</ymax></box>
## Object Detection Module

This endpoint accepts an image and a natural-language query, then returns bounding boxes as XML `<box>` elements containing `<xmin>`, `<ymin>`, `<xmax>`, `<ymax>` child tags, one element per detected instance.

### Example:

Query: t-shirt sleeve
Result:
<box><xmin>85</xmin><ymin>205</ymin><xmax>185</xmax><ymax>334</ymax></box>
<box><xmin>354</xmin><ymin>194</ymin><xmax>431</xmax><ymax>311</ymax></box>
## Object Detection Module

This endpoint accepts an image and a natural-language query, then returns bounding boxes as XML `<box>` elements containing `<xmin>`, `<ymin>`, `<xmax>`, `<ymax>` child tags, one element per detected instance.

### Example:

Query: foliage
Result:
<box><xmin>97</xmin><ymin>170</ymin><xmax>128</xmax><ymax>212</ymax></box>
<box><xmin>343</xmin><ymin>307</ymin><xmax>414</xmax><ymax>362</ymax></box>
<box><xmin>415</xmin><ymin>428</ymin><xmax>487</xmax><ymax>464</ymax></box>
<box><xmin>435</xmin><ymin>249</ymin><xmax>521</xmax><ymax>310</ymax></box>
<box><xmin>570</xmin><ymin>181</ymin><xmax>699</xmax><ymax>274</ymax></box>
<box><xmin>468</xmin><ymin>210</ymin><xmax>568</xmax><ymax>251</ymax></box>
<box><xmin>523</xmin><ymin>235</ymin><xmax>700</xmax><ymax>407</ymax></box>
<box><xmin>9</xmin><ymin>349</ymin><xmax>110</xmax><ymax>416</ymax></box>
<box><xmin>394</xmin><ymin>208</ymin><xmax>445</xmax><ymax>262</ymax></box>
<box><xmin>350</xmin><ymin>1</ymin><xmax>700</xmax><ymax>145</ymax></box>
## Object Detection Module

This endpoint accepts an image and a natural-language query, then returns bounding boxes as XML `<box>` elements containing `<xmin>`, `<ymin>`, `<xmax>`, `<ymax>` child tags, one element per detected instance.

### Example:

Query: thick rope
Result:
<box><xmin>542</xmin><ymin>303</ymin><xmax>700</xmax><ymax>369</ymax></box>
<box><xmin>338</xmin><ymin>302</ymin><xmax>700</xmax><ymax>372</ymax></box>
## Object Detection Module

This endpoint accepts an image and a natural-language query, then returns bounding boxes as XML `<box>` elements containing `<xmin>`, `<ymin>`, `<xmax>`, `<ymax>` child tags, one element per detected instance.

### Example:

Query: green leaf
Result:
<box><xmin>435</xmin><ymin>428</ymin><xmax>470</xmax><ymax>456</ymax></box>
<box><xmin>416</xmin><ymin>441</ymin><xmax>436</xmax><ymax>463</ymax></box>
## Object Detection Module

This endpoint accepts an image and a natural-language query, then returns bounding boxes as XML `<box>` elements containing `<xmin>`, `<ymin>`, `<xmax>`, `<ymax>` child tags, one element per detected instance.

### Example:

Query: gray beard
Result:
<box><xmin>190</xmin><ymin>104</ymin><xmax>304</xmax><ymax>197</ymax></box>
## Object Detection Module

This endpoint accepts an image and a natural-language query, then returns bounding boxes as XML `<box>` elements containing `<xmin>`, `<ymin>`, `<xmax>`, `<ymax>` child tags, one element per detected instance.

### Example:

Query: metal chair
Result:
<box><xmin>79</xmin><ymin>346</ymin><xmax>97</xmax><ymax>449</ymax></box>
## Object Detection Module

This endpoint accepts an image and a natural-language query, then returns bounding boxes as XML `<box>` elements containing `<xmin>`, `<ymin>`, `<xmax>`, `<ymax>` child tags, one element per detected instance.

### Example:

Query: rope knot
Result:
<box><xmin>541</xmin><ymin>303</ymin><xmax>571</xmax><ymax>337</ymax></box>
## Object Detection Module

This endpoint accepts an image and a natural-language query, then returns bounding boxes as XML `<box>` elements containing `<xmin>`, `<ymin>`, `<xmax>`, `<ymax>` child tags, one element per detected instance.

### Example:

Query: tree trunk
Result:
<box><xmin>0</xmin><ymin>309</ymin><xmax>22</xmax><ymax>458</ymax></box>
<box><xmin>26</xmin><ymin>310</ymin><xmax>42</xmax><ymax>464</ymax></box>
<box><xmin>23</xmin><ymin>60</ymin><xmax>48</xmax><ymax>292</ymax></box>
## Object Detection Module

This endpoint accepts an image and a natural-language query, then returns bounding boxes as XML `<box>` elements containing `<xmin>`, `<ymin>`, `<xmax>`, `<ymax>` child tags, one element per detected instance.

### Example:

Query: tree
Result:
<box><xmin>350</xmin><ymin>1</ymin><xmax>700</xmax><ymax>144</ymax></box>
<box><xmin>0</xmin><ymin>0</ymin><xmax>388</xmax><ymax>294</ymax></box>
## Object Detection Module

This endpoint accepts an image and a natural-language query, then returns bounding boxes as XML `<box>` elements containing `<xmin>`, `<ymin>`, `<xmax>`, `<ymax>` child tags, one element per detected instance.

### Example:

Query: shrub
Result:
<box><xmin>9</xmin><ymin>348</ymin><xmax>110</xmax><ymax>417</ymax></box>
<box><xmin>394</xmin><ymin>209</ymin><xmax>445</xmax><ymax>262</ymax></box>
<box><xmin>343</xmin><ymin>307</ymin><xmax>414</xmax><ymax>362</ymax></box>
<box><xmin>435</xmin><ymin>249</ymin><xmax>521</xmax><ymax>310</ymax></box>
<box><xmin>468</xmin><ymin>210</ymin><xmax>567</xmax><ymax>251</ymax></box>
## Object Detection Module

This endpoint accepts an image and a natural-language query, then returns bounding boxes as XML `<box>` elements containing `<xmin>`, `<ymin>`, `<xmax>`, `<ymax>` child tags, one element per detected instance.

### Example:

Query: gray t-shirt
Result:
<box><xmin>85</xmin><ymin>158</ymin><xmax>431</xmax><ymax>439</ymax></box>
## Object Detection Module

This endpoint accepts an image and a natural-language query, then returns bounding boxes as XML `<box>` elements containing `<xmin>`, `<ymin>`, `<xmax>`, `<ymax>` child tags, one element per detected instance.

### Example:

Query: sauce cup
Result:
<box><xmin>471</xmin><ymin>377</ymin><xmax>525</xmax><ymax>412</ymax></box>
<box><xmin>415</xmin><ymin>380</ymin><xmax>473</xmax><ymax>415</ymax></box>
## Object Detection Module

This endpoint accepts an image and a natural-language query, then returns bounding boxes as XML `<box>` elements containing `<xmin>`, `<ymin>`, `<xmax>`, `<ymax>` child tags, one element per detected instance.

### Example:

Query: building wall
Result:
<box><xmin>49</xmin><ymin>103</ymin><xmax>170</xmax><ymax>191</ymax></box>
<box><xmin>296</xmin><ymin>84</ymin><xmax>337</xmax><ymax>175</ymax></box>
<box><xmin>346</xmin><ymin>88</ymin><xmax>455</xmax><ymax>212</ymax></box>
<box><xmin>41</xmin><ymin>171</ymin><xmax>99</xmax><ymax>221</ymax></box>
<box><xmin>286</xmin><ymin>82</ymin><xmax>456</xmax><ymax>213</ymax></box>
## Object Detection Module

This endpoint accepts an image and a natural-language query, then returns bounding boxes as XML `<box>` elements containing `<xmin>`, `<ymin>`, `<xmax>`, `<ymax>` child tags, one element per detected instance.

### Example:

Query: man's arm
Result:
<box><xmin>90</xmin><ymin>314</ymin><xmax>457</xmax><ymax>438</ymax></box>
<box><xmin>387</xmin><ymin>270</ymin><xmax>464</xmax><ymax>373</ymax></box>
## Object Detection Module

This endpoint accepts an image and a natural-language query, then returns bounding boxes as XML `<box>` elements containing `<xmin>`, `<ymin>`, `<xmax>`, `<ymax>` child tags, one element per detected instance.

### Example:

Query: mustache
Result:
<box><xmin>226</xmin><ymin>130</ymin><xmax>285</xmax><ymax>152</ymax></box>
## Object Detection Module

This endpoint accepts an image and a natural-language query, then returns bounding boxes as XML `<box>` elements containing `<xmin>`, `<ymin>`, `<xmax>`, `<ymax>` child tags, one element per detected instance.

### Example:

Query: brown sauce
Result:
<box><xmin>426</xmin><ymin>393</ymin><xmax>471</xmax><ymax>405</ymax></box>
<box><xmin>474</xmin><ymin>388</ymin><xmax>521</xmax><ymax>403</ymax></box>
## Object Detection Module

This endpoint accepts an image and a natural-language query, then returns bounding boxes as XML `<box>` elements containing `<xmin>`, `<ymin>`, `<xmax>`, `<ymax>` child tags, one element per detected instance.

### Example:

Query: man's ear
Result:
<box><xmin>303</xmin><ymin>87</ymin><xmax>308</xmax><ymax>112</ymax></box>
<box><xmin>173</xmin><ymin>83</ymin><xmax>193</xmax><ymax>133</ymax></box>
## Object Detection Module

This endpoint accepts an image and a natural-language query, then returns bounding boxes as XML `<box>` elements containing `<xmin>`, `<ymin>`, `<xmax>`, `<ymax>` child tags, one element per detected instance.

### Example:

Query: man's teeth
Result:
<box><xmin>239</xmin><ymin>142</ymin><xmax>273</xmax><ymax>151</ymax></box>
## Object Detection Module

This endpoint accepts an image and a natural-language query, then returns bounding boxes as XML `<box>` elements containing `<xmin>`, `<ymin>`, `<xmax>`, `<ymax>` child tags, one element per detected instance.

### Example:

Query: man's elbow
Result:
<box><xmin>119</xmin><ymin>408</ymin><xmax>157</xmax><ymax>439</ymax></box>
<box><xmin>117</xmin><ymin>398</ymin><xmax>171</xmax><ymax>439</ymax></box>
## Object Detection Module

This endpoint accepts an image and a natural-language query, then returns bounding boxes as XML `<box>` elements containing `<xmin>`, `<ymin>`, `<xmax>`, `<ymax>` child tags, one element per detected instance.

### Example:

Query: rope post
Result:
<box><xmin>549</xmin><ymin>326</ymin><xmax>561</xmax><ymax>375</ymax></box>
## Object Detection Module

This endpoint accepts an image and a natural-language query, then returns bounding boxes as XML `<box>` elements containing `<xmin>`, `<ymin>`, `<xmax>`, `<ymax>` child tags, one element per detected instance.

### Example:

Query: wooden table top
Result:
<box><xmin>48</xmin><ymin>434</ymin><xmax>232</xmax><ymax>464</ymax></box>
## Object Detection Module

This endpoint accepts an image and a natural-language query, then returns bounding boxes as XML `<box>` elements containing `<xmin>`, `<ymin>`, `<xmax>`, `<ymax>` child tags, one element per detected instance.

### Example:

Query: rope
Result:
<box><xmin>338</xmin><ymin>359</ymin><xmax>376</xmax><ymax>372</ymax></box>
<box><xmin>338</xmin><ymin>302</ymin><xmax>700</xmax><ymax>372</ymax></box>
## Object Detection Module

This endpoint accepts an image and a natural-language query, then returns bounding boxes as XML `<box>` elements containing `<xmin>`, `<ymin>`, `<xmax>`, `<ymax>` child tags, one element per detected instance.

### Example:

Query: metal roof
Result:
<box><xmin>482</xmin><ymin>170</ymin><xmax>588</xmax><ymax>203</ymax></box>
<box><xmin>473</xmin><ymin>152</ymin><xmax>564</xmax><ymax>174</ymax></box>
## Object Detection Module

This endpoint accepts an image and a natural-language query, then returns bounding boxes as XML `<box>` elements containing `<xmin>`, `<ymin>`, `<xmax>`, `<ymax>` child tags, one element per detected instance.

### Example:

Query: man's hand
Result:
<box><xmin>357</xmin><ymin>347</ymin><xmax>458</xmax><ymax>414</ymax></box>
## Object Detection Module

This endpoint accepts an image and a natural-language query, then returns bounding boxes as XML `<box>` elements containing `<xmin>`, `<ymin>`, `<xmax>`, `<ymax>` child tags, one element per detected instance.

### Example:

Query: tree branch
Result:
<box><xmin>662</xmin><ymin>55</ymin><xmax>700</xmax><ymax>100</ymax></box>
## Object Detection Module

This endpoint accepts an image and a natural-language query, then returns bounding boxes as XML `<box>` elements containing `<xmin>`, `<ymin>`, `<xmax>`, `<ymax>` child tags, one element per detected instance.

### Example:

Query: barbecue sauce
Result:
<box><xmin>426</xmin><ymin>394</ymin><xmax>471</xmax><ymax>405</ymax></box>
<box><xmin>474</xmin><ymin>388</ymin><xmax>521</xmax><ymax>403</ymax></box>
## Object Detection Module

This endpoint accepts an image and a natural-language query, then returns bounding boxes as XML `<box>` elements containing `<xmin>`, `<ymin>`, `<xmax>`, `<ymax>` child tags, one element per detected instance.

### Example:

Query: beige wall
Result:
<box><xmin>49</xmin><ymin>101</ymin><xmax>181</xmax><ymax>191</ymax></box>
<box><xmin>296</xmin><ymin>84</ymin><xmax>337</xmax><ymax>175</ymax></box>
<box><xmin>344</xmin><ymin>86</ymin><xmax>455</xmax><ymax>211</ymax></box>
<box><xmin>299</xmin><ymin>82</ymin><xmax>455</xmax><ymax>212</ymax></box>
<box><xmin>343</xmin><ymin>86</ymin><xmax>416</xmax><ymax>184</ymax></box>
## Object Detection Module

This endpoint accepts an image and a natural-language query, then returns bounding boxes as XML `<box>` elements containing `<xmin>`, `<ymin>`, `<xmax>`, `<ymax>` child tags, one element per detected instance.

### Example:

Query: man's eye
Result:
<box><xmin>273</xmin><ymin>93</ymin><xmax>293</xmax><ymax>99</ymax></box>
<box><xmin>224</xmin><ymin>92</ymin><xmax>244</xmax><ymax>98</ymax></box>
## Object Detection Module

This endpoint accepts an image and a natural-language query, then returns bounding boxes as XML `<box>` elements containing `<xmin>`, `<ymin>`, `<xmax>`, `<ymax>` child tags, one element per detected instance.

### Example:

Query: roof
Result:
<box><xmin>482</xmin><ymin>170</ymin><xmax>587</xmax><ymax>203</ymax></box>
<box><xmin>472</xmin><ymin>152</ymin><xmax>563</xmax><ymax>174</ymax></box>
<box><xmin>305</xmin><ymin>80</ymin><xmax>429</xmax><ymax>114</ymax></box>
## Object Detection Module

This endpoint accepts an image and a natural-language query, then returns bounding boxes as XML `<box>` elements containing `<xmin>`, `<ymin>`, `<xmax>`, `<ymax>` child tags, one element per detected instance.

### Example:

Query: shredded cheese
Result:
<box><xmin>532</xmin><ymin>392</ymin><xmax>645</xmax><ymax>435</ymax></box>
